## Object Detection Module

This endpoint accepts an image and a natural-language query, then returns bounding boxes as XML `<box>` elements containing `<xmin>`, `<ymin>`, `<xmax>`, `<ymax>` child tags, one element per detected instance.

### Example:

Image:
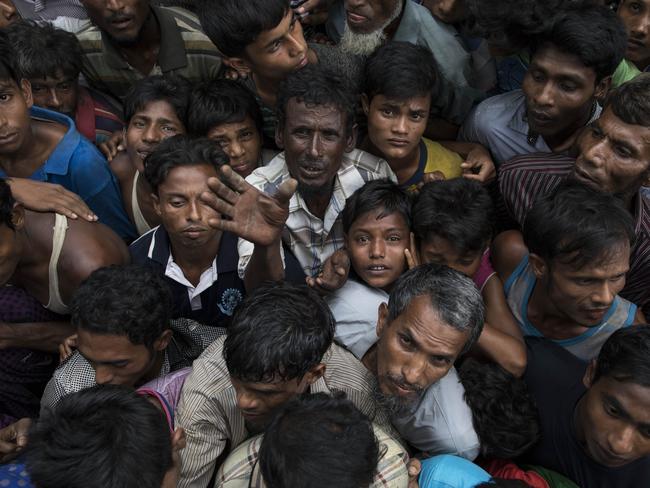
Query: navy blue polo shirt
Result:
<box><xmin>129</xmin><ymin>226</ymin><xmax>245</xmax><ymax>327</ymax></box>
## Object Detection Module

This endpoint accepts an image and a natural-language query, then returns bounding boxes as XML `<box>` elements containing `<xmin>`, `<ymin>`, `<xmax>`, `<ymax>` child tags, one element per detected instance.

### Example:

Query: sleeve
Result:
<box><xmin>39</xmin><ymin>375</ymin><xmax>68</xmax><ymax>415</ymax></box>
<box><xmin>236</xmin><ymin>238</ymin><xmax>284</xmax><ymax>280</ymax></box>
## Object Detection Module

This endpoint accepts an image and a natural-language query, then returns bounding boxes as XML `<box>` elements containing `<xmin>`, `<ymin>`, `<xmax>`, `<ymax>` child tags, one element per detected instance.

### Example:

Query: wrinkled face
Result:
<box><xmin>346</xmin><ymin>209</ymin><xmax>409</xmax><ymax>291</ymax></box>
<box><xmin>0</xmin><ymin>220</ymin><xmax>21</xmax><ymax>286</ymax></box>
<box><xmin>153</xmin><ymin>164</ymin><xmax>220</xmax><ymax>250</ymax></box>
<box><xmin>364</xmin><ymin>94</ymin><xmax>430</xmax><ymax>166</ymax></box>
<box><xmin>571</xmin><ymin>107</ymin><xmax>650</xmax><ymax>196</ymax></box>
<box><xmin>207</xmin><ymin>116</ymin><xmax>261</xmax><ymax>178</ymax></box>
<box><xmin>80</xmin><ymin>0</ymin><xmax>151</xmax><ymax>45</ymax></box>
<box><xmin>374</xmin><ymin>296</ymin><xmax>470</xmax><ymax>406</ymax></box>
<box><xmin>278</xmin><ymin>98</ymin><xmax>353</xmax><ymax>198</ymax></box>
<box><xmin>0</xmin><ymin>78</ymin><xmax>33</xmax><ymax>157</ymax></box>
<box><xmin>126</xmin><ymin>100</ymin><xmax>185</xmax><ymax>173</ymax></box>
<box><xmin>619</xmin><ymin>0</ymin><xmax>650</xmax><ymax>70</ymax></box>
<box><xmin>523</xmin><ymin>44</ymin><xmax>600</xmax><ymax>139</ymax></box>
<box><xmin>424</xmin><ymin>0</ymin><xmax>468</xmax><ymax>24</ymax></box>
<box><xmin>578</xmin><ymin>370</ymin><xmax>650</xmax><ymax>467</ymax></box>
<box><xmin>241</xmin><ymin>10</ymin><xmax>309</xmax><ymax>81</ymax></box>
<box><xmin>418</xmin><ymin>235</ymin><xmax>482</xmax><ymax>278</ymax></box>
<box><xmin>344</xmin><ymin>0</ymin><xmax>403</xmax><ymax>34</ymax></box>
<box><xmin>0</xmin><ymin>0</ymin><xmax>19</xmax><ymax>29</ymax></box>
<box><xmin>536</xmin><ymin>244</ymin><xmax>630</xmax><ymax>327</ymax></box>
<box><xmin>29</xmin><ymin>71</ymin><xmax>79</xmax><ymax>117</ymax></box>
<box><xmin>77</xmin><ymin>329</ymin><xmax>158</xmax><ymax>387</ymax></box>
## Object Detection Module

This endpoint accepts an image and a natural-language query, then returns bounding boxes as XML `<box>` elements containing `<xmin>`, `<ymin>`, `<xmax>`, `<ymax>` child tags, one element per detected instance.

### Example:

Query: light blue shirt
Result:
<box><xmin>419</xmin><ymin>455</ymin><xmax>491</xmax><ymax>488</ymax></box>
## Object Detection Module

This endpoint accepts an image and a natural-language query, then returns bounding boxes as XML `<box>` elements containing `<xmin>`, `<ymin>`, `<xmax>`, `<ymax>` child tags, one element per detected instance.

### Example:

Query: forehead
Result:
<box><xmin>530</xmin><ymin>43</ymin><xmax>596</xmax><ymax>82</ymax></box>
<box><xmin>551</xmin><ymin>243</ymin><xmax>631</xmax><ymax>275</ymax></box>
<box><xmin>131</xmin><ymin>100</ymin><xmax>181</xmax><ymax>123</ymax></box>
<box><xmin>159</xmin><ymin>163</ymin><xmax>218</xmax><ymax>192</ymax></box>
<box><xmin>207</xmin><ymin>116</ymin><xmax>257</xmax><ymax>138</ymax></box>
<box><xmin>77</xmin><ymin>329</ymin><xmax>145</xmax><ymax>358</ymax></box>
<box><xmin>285</xmin><ymin>98</ymin><xmax>346</xmax><ymax>128</ymax></box>
<box><xmin>370</xmin><ymin>93</ymin><xmax>431</xmax><ymax>110</ymax></box>
<box><xmin>597</xmin><ymin>107</ymin><xmax>650</xmax><ymax>157</ymax></box>
<box><xmin>350</xmin><ymin>209</ymin><xmax>409</xmax><ymax>232</ymax></box>
<box><xmin>30</xmin><ymin>72</ymin><xmax>77</xmax><ymax>84</ymax></box>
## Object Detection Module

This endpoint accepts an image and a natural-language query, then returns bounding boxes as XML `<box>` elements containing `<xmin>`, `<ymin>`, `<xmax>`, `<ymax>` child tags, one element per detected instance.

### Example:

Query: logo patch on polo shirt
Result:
<box><xmin>218</xmin><ymin>288</ymin><xmax>243</xmax><ymax>316</ymax></box>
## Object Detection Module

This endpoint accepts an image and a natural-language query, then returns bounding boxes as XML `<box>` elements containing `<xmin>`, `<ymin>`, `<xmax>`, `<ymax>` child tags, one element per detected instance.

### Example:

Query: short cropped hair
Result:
<box><xmin>0</xmin><ymin>30</ymin><xmax>20</xmax><ymax>84</ymax></box>
<box><xmin>187</xmin><ymin>78</ymin><xmax>263</xmax><ymax>136</ymax></box>
<box><xmin>593</xmin><ymin>326</ymin><xmax>650</xmax><ymax>388</ymax></box>
<box><xmin>413</xmin><ymin>179</ymin><xmax>494</xmax><ymax>256</ymax></box>
<box><xmin>531</xmin><ymin>3</ymin><xmax>626</xmax><ymax>81</ymax></box>
<box><xmin>197</xmin><ymin>0</ymin><xmax>289</xmax><ymax>57</ymax></box>
<box><xmin>388</xmin><ymin>264</ymin><xmax>485</xmax><ymax>355</ymax></box>
<box><xmin>123</xmin><ymin>74</ymin><xmax>191</xmax><ymax>124</ymax></box>
<box><xmin>0</xmin><ymin>179</ymin><xmax>16</xmax><ymax>230</ymax></box>
<box><xmin>459</xmin><ymin>359</ymin><xmax>540</xmax><ymax>459</ymax></box>
<box><xmin>259</xmin><ymin>392</ymin><xmax>379</xmax><ymax>488</ymax></box>
<box><xmin>277</xmin><ymin>64</ymin><xmax>356</xmax><ymax>137</ymax></box>
<box><xmin>363</xmin><ymin>41</ymin><xmax>437</xmax><ymax>101</ymax></box>
<box><xmin>342</xmin><ymin>179</ymin><xmax>411</xmax><ymax>234</ymax></box>
<box><xmin>27</xmin><ymin>385</ymin><xmax>173</xmax><ymax>488</ymax></box>
<box><xmin>523</xmin><ymin>181</ymin><xmax>635</xmax><ymax>270</ymax></box>
<box><xmin>144</xmin><ymin>135</ymin><xmax>229</xmax><ymax>194</ymax></box>
<box><xmin>70</xmin><ymin>265</ymin><xmax>172</xmax><ymax>349</ymax></box>
<box><xmin>224</xmin><ymin>282</ymin><xmax>335</xmax><ymax>383</ymax></box>
<box><xmin>5</xmin><ymin>20</ymin><xmax>83</xmax><ymax>80</ymax></box>
<box><xmin>605</xmin><ymin>73</ymin><xmax>650</xmax><ymax>128</ymax></box>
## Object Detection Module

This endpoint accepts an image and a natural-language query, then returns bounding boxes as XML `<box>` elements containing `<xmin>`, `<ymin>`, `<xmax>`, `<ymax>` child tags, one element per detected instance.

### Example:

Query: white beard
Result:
<box><xmin>338</xmin><ymin>0</ymin><xmax>404</xmax><ymax>56</ymax></box>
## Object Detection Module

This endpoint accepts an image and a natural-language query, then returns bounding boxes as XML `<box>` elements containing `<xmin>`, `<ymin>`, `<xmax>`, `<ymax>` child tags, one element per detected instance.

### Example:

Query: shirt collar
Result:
<box><xmin>506</xmin><ymin>91</ymin><xmax>531</xmax><ymax>136</ymax></box>
<box><xmin>28</xmin><ymin>106</ymin><xmax>79</xmax><ymax>176</ymax></box>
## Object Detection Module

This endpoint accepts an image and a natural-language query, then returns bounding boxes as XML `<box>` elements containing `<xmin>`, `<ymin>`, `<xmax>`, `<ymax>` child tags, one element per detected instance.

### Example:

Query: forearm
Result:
<box><xmin>243</xmin><ymin>240</ymin><xmax>285</xmax><ymax>292</ymax></box>
<box><xmin>473</xmin><ymin>323</ymin><xmax>527</xmax><ymax>377</ymax></box>
<box><xmin>437</xmin><ymin>140</ymin><xmax>481</xmax><ymax>158</ymax></box>
<box><xmin>0</xmin><ymin>321</ymin><xmax>74</xmax><ymax>352</ymax></box>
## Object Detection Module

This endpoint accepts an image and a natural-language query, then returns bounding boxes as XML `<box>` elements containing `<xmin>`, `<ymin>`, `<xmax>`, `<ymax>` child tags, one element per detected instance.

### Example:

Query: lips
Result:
<box><xmin>528</xmin><ymin>109</ymin><xmax>554</xmax><ymax>126</ymax></box>
<box><xmin>109</xmin><ymin>15</ymin><xmax>134</xmax><ymax>30</ymax></box>
<box><xmin>572</xmin><ymin>166</ymin><xmax>599</xmax><ymax>188</ymax></box>
<box><xmin>346</xmin><ymin>10</ymin><xmax>368</xmax><ymax>24</ymax></box>
<box><xmin>387</xmin><ymin>138</ymin><xmax>410</xmax><ymax>147</ymax></box>
<box><xmin>627</xmin><ymin>38</ymin><xmax>646</xmax><ymax>51</ymax></box>
<box><xmin>182</xmin><ymin>227</ymin><xmax>207</xmax><ymax>239</ymax></box>
<box><xmin>135</xmin><ymin>147</ymin><xmax>154</xmax><ymax>161</ymax></box>
<box><xmin>298</xmin><ymin>162</ymin><xmax>326</xmax><ymax>179</ymax></box>
<box><xmin>366</xmin><ymin>264</ymin><xmax>390</xmax><ymax>273</ymax></box>
<box><xmin>0</xmin><ymin>132</ymin><xmax>18</xmax><ymax>145</ymax></box>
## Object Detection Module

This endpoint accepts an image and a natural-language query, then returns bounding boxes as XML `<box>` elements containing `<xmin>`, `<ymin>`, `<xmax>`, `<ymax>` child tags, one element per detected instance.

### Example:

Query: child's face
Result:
<box><xmin>0</xmin><ymin>78</ymin><xmax>33</xmax><ymax>157</ymax></box>
<box><xmin>345</xmin><ymin>209</ymin><xmax>410</xmax><ymax>291</ymax></box>
<box><xmin>207</xmin><ymin>116</ymin><xmax>261</xmax><ymax>178</ymax></box>
<box><xmin>29</xmin><ymin>71</ymin><xmax>80</xmax><ymax>117</ymax></box>
<box><xmin>126</xmin><ymin>100</ymin><xmax>185</xmax><ymax>173</ymax></box>
<box><xmin>363</xmin><ymin>93</ymin><xmax>431</xmax><ymax>165</ymax></box>
<box><xmin>419</xmin><ymin>235</ymin><xmax>482</xmax><ymax>278</ymax></box>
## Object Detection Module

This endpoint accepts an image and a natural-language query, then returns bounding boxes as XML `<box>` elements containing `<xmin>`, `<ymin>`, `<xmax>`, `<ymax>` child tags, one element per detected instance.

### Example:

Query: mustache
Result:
<box><xmin>386</xmin><ymin>373</ymin><xmax>424</xmax><ymax>394</ymax></box>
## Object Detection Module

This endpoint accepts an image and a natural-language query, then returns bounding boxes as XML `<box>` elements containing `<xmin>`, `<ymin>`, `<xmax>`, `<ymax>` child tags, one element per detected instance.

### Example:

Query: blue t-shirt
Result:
<box><xmin>0</xmin><ymin>106</ymin><xmax>136</xmax><ymax>242</ymax></box>
<box><xmin>419</xmin><ymin>455</ymin><xmax>491</xmax><ymax>488</ymax></box>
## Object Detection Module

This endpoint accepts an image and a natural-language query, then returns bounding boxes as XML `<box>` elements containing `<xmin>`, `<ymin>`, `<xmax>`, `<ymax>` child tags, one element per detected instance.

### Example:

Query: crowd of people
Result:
<box><xmin>0</xmin><ymin>0</ymin><xmax>649</xmax><ymax>486</ymax></box>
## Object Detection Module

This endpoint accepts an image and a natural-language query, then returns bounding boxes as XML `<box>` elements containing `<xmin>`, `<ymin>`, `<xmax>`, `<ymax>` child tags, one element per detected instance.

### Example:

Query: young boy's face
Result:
<box><xmin>0</xmin><ymin>77</ymin><xmax>33</xmax><ymax>157</ymax></box>
<box><xmin>207</xmin><ymin>116</ymin><xmax>261</xmax><ymax>178</ymax></box>
<box><xmin>418</xmin><ymin>234</ymin><xmax>482</xmax><ymax>278</ymax></box>
<box><xmin>345</xmin><ymin>208</ymin><xmax>410</xmax><ymax>291</ymax></box>
<box><xmin>126</xmin><ymin>100</ymin><xmax>185</xmax><ymax>173</ymax></box>
<box><xmin>363</xmin><ymin>93</ymin><xmax>431</xmax><ymax>165</ymax></box>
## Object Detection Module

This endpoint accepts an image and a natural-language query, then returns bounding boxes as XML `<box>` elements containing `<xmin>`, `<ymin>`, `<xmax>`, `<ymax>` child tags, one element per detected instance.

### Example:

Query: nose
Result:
<box><xmin>236</xmin><ymin>389</ymin><xmax>259</xmax><ymax>412</ymax></box>
<box><xmin>287</xmin><ymin>24</ymin><xmax>307</xmax><ymax>58</ymax></box>
<box><xmin>94</xmin><ymin>366</ymin><xmax>114</xmax><ymax>385</ymax></box>
<box><xmin>592</xmin><ymin>281</ymin><xmax>615</xmax><ymax>307</ymax></box>
<box><xmin>106</xmin><ymin>0</ymin><xmax>125</xmax><ymax>11</ymax></box>
<box><xmin>392</xmin><ymin>115</ymin><xmax>408</xmax><ymax>135</ymax></box>
<box><xmin>186</xmin><ymin>200</ymin><xmax>201</xmax><ymax>221</ymax></box>
<box><xmin>580</xmin><ymin>135</ymin><xmax>607</xmax><ymax>170</ymax></box>
<box><xmin>308</xmin><ymin>133</ymin><xmax>322</xmax><ymax>159</ymax></box>
<box><xmin>402</xmin><ymin>354</ymin><xmax>427</xmax><ymax>388</ymax></box>
<box><xmin>533</xmin><ymin>81</ymin><xmax>554</xmax><ymax>108</ymax></box>
<box><xmin>46</xmin><ymin>88</ymin><xmax>62</xmax><ymax>110</ymax></box>
<box><xmin>608</xmin><ymin>426</ymin><xmax>636</xmax><ymax>457</ymax></box>
<box><xmin>227</xmin><ymin>140</ymin><xmax>245</xmax><ymax>159</ymax></box>
<box><xmin>370</xmin><ymin>238</ymin><xmax>385</xmax><ymax>258</ymax></box>
<box><xmin>630</xmin><ymin>13</ymin><xmax>650</xmax><ymax>37</ymax></box>
<box><xmin>347</xmin><ymin>0</ymin><xmax>365</xmax><ymax>9</ymax></box>
<box><xmin>142</xmin><ymin>124</ymin><xmax>161</xmax><ymax>144</ymax></box>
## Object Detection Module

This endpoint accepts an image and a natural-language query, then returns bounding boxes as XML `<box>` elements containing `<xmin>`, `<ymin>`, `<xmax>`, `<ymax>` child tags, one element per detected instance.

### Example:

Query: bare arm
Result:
<box><xmin>437</xmin><ymin>141</ymin><xmax>496</xmax><ymax>183</ymax></box>
<box><xmin>0</xmin><ymin>320</ymin><xmax>75</xmax><ymax>353</ymax></box>
<box><xmin>491</xmin><ymin>230</ymin><xmax>529</xmax><ymax>283</ymax></box>
<box><xmin>244</xmin><ymin>240</ymin><xmax>285</xmax><ymax>292</ymax></box>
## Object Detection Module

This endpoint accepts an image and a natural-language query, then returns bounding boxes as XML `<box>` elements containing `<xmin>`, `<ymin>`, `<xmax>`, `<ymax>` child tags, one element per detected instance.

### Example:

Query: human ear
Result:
<box><xmin>20</xmin><ymin>79</ymin><xmax>33</xmax><ymax>108</ymax></box>
<box><xmin>594</xmin><ymin>76</ymin><xmax>611</xmax><ymax>103</ymax></box>
<box><xmin>275</xmin><ymin>122</ymin><xmax>285</xmax><ymax>149</ymax></box>
<box><xmin>154</xmin><ymin>329</ymin><xmax>173</xmax><ymax>352</ymax></box>
<box><xmin>151</xmin><ymin>193</ymin><xmax>162</xmax><ymax>217</ymax></box>
<box><xmin>11</xmin><ymin>203</ymin><xmax>25</xmax><ymax>230</ymax></box>
<box><xmin>376</xmin><ymin>302</ymin><xmax>389</xmax><ymax>338</ymax></box>
<box><xmin>528</xmin><ymin>253</ymin><xmax>547</xmax><ymax>279</ymax></box>
<box><xmin>344</xmin><ymin>123</ymin><xmax>358</xmax><ymax>153</ymax></box>
<box><xmin>223</xmin><ymin>57</ymin><xmax>253</xmax><ymax>77</ymax></box>
<box><xmin>361</xmin><ymin>93</ymin><xmax>370</xmax><ymax>116</ymax></box>
<box><xmin>583</xmin><ymin>359</ymin><xmax>597</xmax><ymax>388</ymax></box>
<box><xmin>305</xmin><ymin>363</ymin><xmax>326</xmax><ymax>386</ymax></box>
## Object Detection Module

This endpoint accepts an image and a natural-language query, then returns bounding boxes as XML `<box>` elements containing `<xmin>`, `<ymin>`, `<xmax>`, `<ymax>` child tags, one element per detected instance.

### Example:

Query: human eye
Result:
<box><xmin>429</xmin><ymin>355</ymin><xmax>450</xmax><ymax>367</ymax></box>
<box><xmin>604</xmin><ymin>400</ymin><xmax>620</xmax><ymax>418</ymax></box>
<box><xmin>322</xmin><ymin>130</ymin><xmax>339</xmax><ymax>141</ymax></box>
<box><xmin>269</xmin><ymin>39</ymin><xmax>282</xmax><ymax>53</ymax></box>
<box><xmin>162</xmin><ymin>125</ymin><xmax>179</xmax><ymax>134</ymax></box>
<box><xmin>560</xmin><ymin>82</ymin><xmax>578</xmax><ymax>93</ymax></box>
<box><xmin>398</xmin><ymin>332</ymin><xmax>413</xmax><ymax>349</ymax></box>
<box><xmin>380</xmin><ymin>108</ymin><xmax>394</xmax><ymax>117</ymax></box>
<box><xmin>59</xmin><ymin>83</ymin><xmax>72</xmax><ymax>91</ymax></box>
<box><xmin>387</xmin><ymin>234</ymin><xmax>402</xmax><ymax>242</ymax></box>
<box><xmin>614</xmin><ymin>144</ymin><xmax>632</xmax><ymax>158</ymax></box>
<box><xmin>530</xmin><ymin>70</ymin><xmax>545</xmax><ymax>82</ymax></box>
<box><xmin>628</xmin><ymin>1</ymin><xmax>642</xmax><ymax>13</ymax></box>
<box><xmin>169</xmin><ymin>199</ymin><xmax>185</xmax><ymax>208</ymax></box>
<box><xmin>410</xmin><ymin>112</ymin><xmax>425</xmax><ymax>121</ymax></box>
<box><xmin>30</xmin><ymin>85</ymin><xmax>45</xmax><ymax>93</ymax></box>
<box><xmin>240</xmin><ymin>130</ymin><xmax>253</xmax><ymax>140</ymax></box>
<box><xmin>131</xmin><ymin>119</ymin><xmax>146</xmax><ymax>129</ymax></box>
<box><xmin>0</xmin><ymin>93</ymin><xmax>11</xmax><ymax>102</ymax></box>
<box><xmin>356</xmin><ymin>235</ymin><xmax>370</xmax><ymax>244</ymax></box>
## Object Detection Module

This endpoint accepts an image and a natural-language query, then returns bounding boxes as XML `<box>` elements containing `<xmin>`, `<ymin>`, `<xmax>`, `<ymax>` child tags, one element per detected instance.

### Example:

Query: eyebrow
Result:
<box><xmin>79</xmin><ymin>350</ymin><xmax>129</xmax><ymax>366</ymax></box>
<box><xmin>401</xmin><ymin>327</ymin><xmax>456</xmax><ymax>362</ymax></box>
<box><xmin>264</xmin><ymin>14</ymin><xmax>296</xmax><ymax>49</ymax></box>
<box><xmin>602</xmin><ymin>393</ymin><xmax>650</xmax><ymax>431</ymax></box>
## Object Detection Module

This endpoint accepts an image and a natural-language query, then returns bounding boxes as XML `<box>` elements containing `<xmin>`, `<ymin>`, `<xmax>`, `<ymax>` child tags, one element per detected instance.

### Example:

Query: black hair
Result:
<box><xmin>197</xmin><ymin>0</ymin><xmax>289</xmax><ymax>57</ymax></box>
<box><xmin>187</xmin><ymin>78</ymin><xmax>263</xmax><ymax>136</ymax></box>
<box><xmin>259</xmin><ymin>392</ymin><xmax>379</xmax><ymax>488</ymax></box>
<box><xmin>144</xmin><ymin>135</ymin><xmax>229</xmax><ymax>194</ymax></box>
<box><xmin>459</xmin><ymin>358</ymin><xmax>540</xmax><ymax>459</ymax></box>
<box><xmin>363</xmin><ymin>41</ymin><xmax>437</xmax><ymax>102</ymax></box>
<box><xmin>530</xmin><ymin>3</ymin><xmax>627</xmax><ymax>81</ymax></box>
<box><xmin>123</xmin><ymin>74</ymin><xmax>191</xmax><ymax>125</ymax></box>
<box><xmin>26</xmin><ymin>385</ymin><xmax>173</xmax><ymax>488</ymax></box>
<box><xmin>523</xmin><ymin>180</ymin><xmax>635</xmax><ymax>270</ymax></box>
<box><xmin>342</xmin><ymin>179</ymin><xmax>411</xmax><ymax>234</ymax></box>
<box><xmin>70</xmin><ymin>265</ymin><xmax>172</xmax><ymax>349</ymax></box>
<box><xmin>413</xmin><ymin>179</ymin><xmax>494</xmax><ymax>257</ymax></box>
<box><xmin>593</xmin><ymin>325</ymin><xmax>650</xmax><ymax>387</ymax></box>
<box><xmin>0</xmin><ymin>30</ymin><xmax>20</xmax><ymax>84</ymax></box>
<box><xmin>0</xmin><ymin>178</ymin><xmax>15</xmax><ymax>230</ymax></box>
<box><xmin>605</xmin><ymin>72</ymin><xmax>650</xmax><ymax>128</ymax></box>
<box><xmin>277</xmin><ymin>64</ymin><xmax>356</xmax><ymax>137</ymax></box>
<box><xmin>224</xmin><ymin>282</ymin><xmax>335</xmax><ymax>383</ymax></box>
<box><xmin>5</xmin><ymin>20</ymin><xmax>83</xmax><ymax>80</ymax></box>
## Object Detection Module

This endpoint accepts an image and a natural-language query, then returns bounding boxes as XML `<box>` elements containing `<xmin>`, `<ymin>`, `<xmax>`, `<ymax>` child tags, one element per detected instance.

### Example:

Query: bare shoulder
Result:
<box><xmin>491</xmin><ymin>230</ymin><xmax>529</xmax><ymax>282</ymax></box>
<box><xmin>109</xmin><ymin>152</ymin><xmax>136</xmax><ymax>184</ymax></box>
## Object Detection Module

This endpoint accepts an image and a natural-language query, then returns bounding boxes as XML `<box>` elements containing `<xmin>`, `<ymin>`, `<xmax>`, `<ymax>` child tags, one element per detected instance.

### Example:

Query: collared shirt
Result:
<box><xmin>176</xmin><ymin>337</ymin><xmax>398</xmax><ymax>488</ymax></box>
<box><xmin>238</xmin><ymin>149</ymin><xmax>395</xmax><ymax>278</ymax></box>
<box><xmin>326</xmin><ymin>0</ymin><xmax>483</xmax><ymax>125</ymax></box>
<box><xmin>40</xmin><ymin>318</ymin><xmax>225</xmax><ymax>413</ymax></box>
<box><xmin>0</xmin><ymin>106</ymin><xmax>136</xmax><ymax>241</ymax></box>
<box><xmin>74</xmin><ymin>86</ymin><xmax>124</xmax><ymax>145</ymax></box>
<box><xmin>130</xmin><ymin>226</ymin><xmax>245</xmax><ymax>327</ymax></box>
<box><xmin>499</xmin><ymin>152</ymin><xmax>650</xmax><ymax>317</ymax></box>
<box><xmin>77</xmin><ymin>6</ymin><xmax>222</xmax><ymax>101</ymax></box>
<box><xmin>459</xmin><ymin>90</ymin><xmax>601</xmax><ymax>166</ymax></box>
<box><xmin>215</xmin><ymin>424</ymin><xmax>409</xmax><ymax>488</ymax></box>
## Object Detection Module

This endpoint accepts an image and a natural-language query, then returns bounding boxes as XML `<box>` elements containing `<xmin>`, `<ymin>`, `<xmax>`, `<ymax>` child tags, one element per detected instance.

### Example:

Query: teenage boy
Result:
<box><xmin>618</xmin><ymin>0</ymin><xmax>650</xmax><ymax>75</ymax></box>
<box><xmin>0</xmin><ymin>31</ymin><xmax>135</xmax><ymax>241</ymax></box>
<box><xmin>361</xmin><ymin>41</ymin><xmax>494</xmax><ymax>191</ymax></box>
<box><xmin>176</xmin><ymin>282</ymin><xmax>395</xmax><ymax>488</ymax></box>
<box><xmin>130</xmin><ymin>136</ymin><xmax>245</xmax><ymax>327</ymax></box>
<box><xmin>41</xmin><ymin>264</ymin><xmax>223</xmax><ymax>409</ymax></box>
<box><xmin>76</xmin><ymin>0</ymin><xmax>221</xmax><ymax>101</ymax></box>
<box><xmin>6</xmin><ymin>21</ymin><xmax>124</xmax><ymax>144</ymax></box>
<box><xmin>493</xmin><ymin>182</ymin><xmax>645</xmax><ymax>361</ymax></box>
<box><xmin>188</xmin><ymin>79</ymin><xmax>271</xmax><ymax>179</ymax></box>
<box><xmin>459</xmin><ymin>4</ymin><xmax>626</xmax><ymax>166</ymax></box>
<box><xmin>109</xmin><ymin>75</ymin><xmax>189</xmax><ymax>236</ymax></box>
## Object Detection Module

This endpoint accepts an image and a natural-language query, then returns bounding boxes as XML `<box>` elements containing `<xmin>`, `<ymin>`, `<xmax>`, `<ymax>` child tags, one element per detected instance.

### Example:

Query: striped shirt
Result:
<box><xmin>238</xmin><ymin>149</ymin><xmax>395</xmax><ymax>278</ymax></box>
<box><xmin>76</xmin><ymin>6</ymin><xmax>222</xmax><ymax>101</ymax></box>
<box><xmin>176</xmin><ymin>337</ymin><xmax>398</xmax><ymax>488</ymax></box>
<box><xmin>499</xmin><ymin>152</ymin><xmax>650</xmax><ymax>317</ymax></box>
<box><xmin>214</xmin><ymin>424</ymin><xmax>409</xmax><ymax>488</ymax></box>
<box><xmin>75</xmin><ymin>86</ymin><xmax>124</xmax><ymax>145</ymax></box>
